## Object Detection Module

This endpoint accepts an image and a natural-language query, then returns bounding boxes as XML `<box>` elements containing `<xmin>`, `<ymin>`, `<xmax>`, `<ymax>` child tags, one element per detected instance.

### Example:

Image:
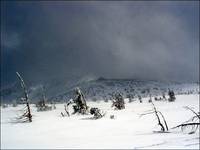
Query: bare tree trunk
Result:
<box><xmin>139</xmin><ymin>100</ymin><xmax>168</xmax><ymax>132</ymax></box>
<box><xmin>64</xmin><ymin>105</ymin><xmax>70</xmax><ymax>117</ymax></box>
<box><xmin>151</xmin><ymin>102</ymin><xmax>165</xmax><ymax>131</ymax></box>
<box><xmin>16</xmin><ymin>72</ymin><xmax>32</xmax><ymax>122</ymax></box>
<box><xmin>158</xmin><ymin>111</ymin><xmax>168</xmax><ymax>131</ymax></box>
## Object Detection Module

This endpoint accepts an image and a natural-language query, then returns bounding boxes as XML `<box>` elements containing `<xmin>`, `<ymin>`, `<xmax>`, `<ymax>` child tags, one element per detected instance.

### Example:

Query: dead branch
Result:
<box><xmin>16</xmin><ymin>72</ymin><xmax>32</xmax><ymax>122</ymax></box>
<box><xmin>151</xmin><ymin>102</ymin><xmax>166</xmax><ymax>131</ymax></box>
<box><xmin>139</xmin><ymin>101</ymin><xmax>168</xmax><ymax>132</ymax></box>
<box><xmin>64</xmin><ymin>105</ymin><xmax>70</xmax><ymax>117</ymax></box>
<box><xmin>61</xmin><ymin>105</ymin><xmax>70</xmax><ymax>117</ymax></box>
<box><xmin>61</xmin><ymin>112</ymin><xmax>65</xmax><ymax>117</ymax></box>
<box><xmin>139</xmin><ymin>111</ymin><xmax>154</xmax><ymax>118</ymax></box>
<box><xmin>171</xmin><ymin>106</ymin><xmax>200</xmax><ymax>133</ymax></box>
<box><xmin>171</xmin><ymin>123</ymin><xmax>200</xmax><ymax>129</ymax></box>
<box><xmin>183</xmin><ymin>116</ymin><xmax>199</xmax><ymax>124</ymax></box>
<box><xmin>158</xmin><ymin>111</ymin><xmax>169</xmax><ymax>131</ymax></box>
<box><xmin>184</xmin><ymin>106</ymin><xmax>200</xmax><ymax>119</ymax></box>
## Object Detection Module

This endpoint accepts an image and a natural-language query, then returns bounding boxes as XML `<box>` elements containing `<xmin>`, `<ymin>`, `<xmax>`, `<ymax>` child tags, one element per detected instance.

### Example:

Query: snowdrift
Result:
<box><xmin>1</xmin><ymin>94</ymin><xmax>199</xmax><ymax>149</ymax></box>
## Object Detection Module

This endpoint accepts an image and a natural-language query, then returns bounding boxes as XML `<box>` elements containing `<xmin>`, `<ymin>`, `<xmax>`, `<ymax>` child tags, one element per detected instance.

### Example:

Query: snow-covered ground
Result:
<box><xmin>1</xmin><ymin>94</ymin><xmax>199</xmax><ymax>149</ymax></box>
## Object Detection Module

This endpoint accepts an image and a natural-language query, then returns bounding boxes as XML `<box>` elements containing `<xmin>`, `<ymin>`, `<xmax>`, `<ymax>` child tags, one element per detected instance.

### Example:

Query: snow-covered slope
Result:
<box><xmin>1</xmin><ymin>78</ymin><xmax>199</xmax><ymax>103</ymax></box>
<box><xmin>1</xmin><ymin>94</ymin><xmax>199</xmax><ymax>149</ymax></box>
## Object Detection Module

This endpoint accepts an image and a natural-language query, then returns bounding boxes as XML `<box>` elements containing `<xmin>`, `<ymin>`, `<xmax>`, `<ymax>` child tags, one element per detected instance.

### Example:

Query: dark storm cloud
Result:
<box><xmin>1</xmin><ymin>1</ymin><xmax>199</xmax><ymax>86</ymax></box>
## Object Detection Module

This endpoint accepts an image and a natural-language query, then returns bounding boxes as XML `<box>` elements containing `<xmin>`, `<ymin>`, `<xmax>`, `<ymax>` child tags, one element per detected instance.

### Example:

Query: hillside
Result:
<box><xmin>1</xmin><ymin>78</ymin><xmax>199</xmax><ymax>103</ymax></box>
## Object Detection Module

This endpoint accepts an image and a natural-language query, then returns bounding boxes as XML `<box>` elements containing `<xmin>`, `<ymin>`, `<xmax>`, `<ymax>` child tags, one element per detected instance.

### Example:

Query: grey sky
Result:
<box><xmin>1</xmin><ymin>1</ymin><xmax>199</xmax><ymax>86</ymax></box>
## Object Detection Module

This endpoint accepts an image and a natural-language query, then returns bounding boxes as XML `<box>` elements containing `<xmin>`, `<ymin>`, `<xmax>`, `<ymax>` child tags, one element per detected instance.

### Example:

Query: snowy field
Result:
<box><xmin>1</xmin><ymin>94</ymin><xmax>199</xmax><ymax>149</ymax></box>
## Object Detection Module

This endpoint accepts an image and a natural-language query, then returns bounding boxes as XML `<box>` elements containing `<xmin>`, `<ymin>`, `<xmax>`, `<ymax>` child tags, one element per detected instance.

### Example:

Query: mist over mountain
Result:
<box><xmin>1</xmin><ymin>77</ymin><xmax>199</xmax><ymax>104</ymax></box>
<box><xmin>1</xmin><ymin>1</ymin><xmax>199</xmax><ymax>87</ymax></box>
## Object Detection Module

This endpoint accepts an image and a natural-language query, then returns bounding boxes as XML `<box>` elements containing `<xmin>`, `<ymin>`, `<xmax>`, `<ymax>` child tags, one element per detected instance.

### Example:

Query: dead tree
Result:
<box><xmin>140</xmin><ymin>101</ymin><xmax>168</xmax><ymax>132</ymax></box>
<box><xmin>111</xmin><ymin>93</ymin><xmax>125</xmax><ymax>110</ymax></box>
<box><xmin>168</xmin><ymin>89</ymin><xmax>176</xmax><ymax>102</ymax></box>
<box><xmin>16</xmin><ymin>72</ymin><xmax>32</xmax><ymax>122</ymax></box>
<box><xmin>36</xmin><ymin>86</ymin><xmax>53</xmax><ymax>111</ymax></box>
<box><xmin>171</xmin><ymin>106</ymin><xmax>200</xmax><ymax>134</ymax></box>
<box><xmin>138</xmin><ymin>95</ymin><xmax>142</xmax><ymax>103</ymax></box>
<box><xmin>61</xmin><ymin>104</ymin><xmax>70</xmax><ymax>117</ymax></box>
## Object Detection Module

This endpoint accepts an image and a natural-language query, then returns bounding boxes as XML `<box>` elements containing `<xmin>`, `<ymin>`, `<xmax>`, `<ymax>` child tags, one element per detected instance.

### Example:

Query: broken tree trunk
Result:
<box><xmin>140</xmin><ymin>101</ymin><xmax>168</xmax><ymax>132</ymax></box>
<box><xmin>151</xmin><ymin>102</ymin><xmax>166</xmax><ymax>131</ymax></box>
<box><xmin>64</xmin><ymin>105</ymin><xmax>70</xmax><ymax>117</ymax></box>
<box><xmin>16</xmin><ymin>72</ymin><xmax>32</xmax><ymax>122</ymax></box>
<box><xmin>158</xmin><ymin>111</ymin><xmax>169</xmax><ymax>131</ymax></box>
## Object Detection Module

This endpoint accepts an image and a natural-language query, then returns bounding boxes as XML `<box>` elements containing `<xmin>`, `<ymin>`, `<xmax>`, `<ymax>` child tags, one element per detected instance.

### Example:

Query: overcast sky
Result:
<box><xmin>1</xmin><ymin>1</ymin><xmax>199</xmax><ymax>86</ymax></box>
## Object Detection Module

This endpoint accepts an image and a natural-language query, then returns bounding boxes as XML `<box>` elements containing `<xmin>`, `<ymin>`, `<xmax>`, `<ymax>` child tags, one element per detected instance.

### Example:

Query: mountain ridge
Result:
<box><xmin>1</xmin><ymin>78</ymin><xmax>199</xmax><ymax>103</ymax></box>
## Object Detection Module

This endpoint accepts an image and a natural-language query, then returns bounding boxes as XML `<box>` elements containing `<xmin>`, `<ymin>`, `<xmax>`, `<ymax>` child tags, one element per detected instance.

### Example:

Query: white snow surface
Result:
<box><xmin>1</xmin><ymin>94</ymin><xmax>199</xmax><ymax>149</ymax></box>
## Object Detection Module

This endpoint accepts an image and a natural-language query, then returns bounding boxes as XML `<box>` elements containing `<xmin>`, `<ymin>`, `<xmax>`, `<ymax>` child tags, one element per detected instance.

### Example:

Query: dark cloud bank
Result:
<box><xmin>1</xmin><ymin>1</ymin><xmax>199</xmax><ymax>87</ymax></box>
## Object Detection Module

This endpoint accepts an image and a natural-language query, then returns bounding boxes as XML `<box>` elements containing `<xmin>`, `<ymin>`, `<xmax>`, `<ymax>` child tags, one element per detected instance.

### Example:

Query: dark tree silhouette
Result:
<box><xmin>111</xmin><ymin>93</ymin><xmax>125</xmax><ymax>110</ymax></box>
<box><xmin>168</xmin><ymin>89</ymin><xmax>176</xmax><ymax>102</ymax></box>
